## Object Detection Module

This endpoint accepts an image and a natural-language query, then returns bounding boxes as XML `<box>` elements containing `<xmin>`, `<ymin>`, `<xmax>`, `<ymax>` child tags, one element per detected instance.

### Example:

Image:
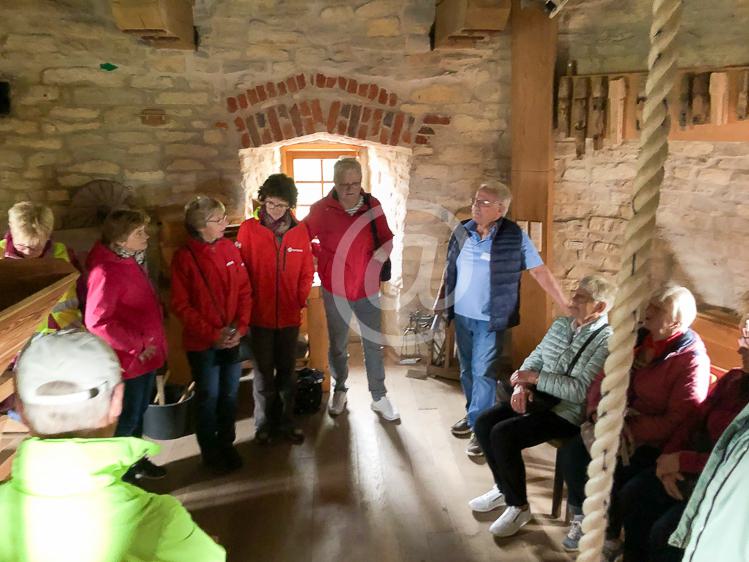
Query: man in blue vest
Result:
<box><xmin>436</xmin><ymin>183</ymin><xmax>569</xmax><ymax>456</ymax></box>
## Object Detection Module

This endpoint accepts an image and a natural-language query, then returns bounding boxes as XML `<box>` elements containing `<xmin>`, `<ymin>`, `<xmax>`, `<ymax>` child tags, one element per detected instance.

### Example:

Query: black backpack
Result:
<box><xmin>294</xmin><ymin>368</ymin><xmax>324</xmax><ymax>415</ymax></box>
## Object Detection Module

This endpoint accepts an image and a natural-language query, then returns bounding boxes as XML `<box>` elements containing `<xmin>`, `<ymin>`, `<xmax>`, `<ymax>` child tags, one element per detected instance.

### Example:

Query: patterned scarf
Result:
<box><xmin>111</xmin><ymin>244</ymin><xmax>147</xmax><ymax>268</ymax></box>
<box><xmin>260</xmin><ymin>207</ymin><xmax>292</xmax><ymax>238</ymax></box>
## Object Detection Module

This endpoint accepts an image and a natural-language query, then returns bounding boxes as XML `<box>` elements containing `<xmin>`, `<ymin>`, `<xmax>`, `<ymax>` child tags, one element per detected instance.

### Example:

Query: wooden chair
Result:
<box><xmin>548</xmin><ymin>438</ymin><xmax>569</xmax><ymax>520</ymax></box>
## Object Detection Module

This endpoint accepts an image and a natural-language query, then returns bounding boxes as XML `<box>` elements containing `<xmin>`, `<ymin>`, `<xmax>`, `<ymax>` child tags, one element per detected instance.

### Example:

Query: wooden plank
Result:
<box><xmin>0</xmin><ymin>372</ymin><xmax>13</xmax><ymax>404</ymax></box>
<box><xmin>692</xmin><ymin>312</ymin><xmax>739</xmax><ymax>373</ymax></box>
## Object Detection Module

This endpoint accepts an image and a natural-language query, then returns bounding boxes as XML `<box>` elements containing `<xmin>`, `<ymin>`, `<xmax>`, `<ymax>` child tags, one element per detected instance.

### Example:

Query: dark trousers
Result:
<box><xmin>187</xmin><ymin>349</ymin><xmax>242</xmax><ymax>457</ymax></box>
<box><xmin>115</xmin><ymin>370</ymin><xmax>156</xmax><ymax>438</ymax></box>
<box><xmin>620</xmin><ymin>468</ymin><xmax>686</xmax><ymax>562</ymax></box>
<box><xmin>473</xmin><ymin>402</ymin><xmax>579</xmax><ymax>507</ymax></box>
<box><xmin>558</xmin><ymin>433</ymin><xmax>660</xmax><ymax>537</ymax></box>
<box><xmin>250</xmin><ymin>326</ymin><xmax>300</xmax><ymax>431</ymax></box>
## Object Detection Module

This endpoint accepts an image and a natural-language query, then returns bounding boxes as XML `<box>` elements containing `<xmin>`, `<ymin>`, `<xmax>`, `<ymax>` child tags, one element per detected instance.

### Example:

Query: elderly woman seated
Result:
<box><xmin>467</xmin><ymin>274</ymin><xmax>616</xmax><ymax>538</ymax></box>
<box><xmin>558</xmin><ymin>285</ymin><xmax>711</xmax><ymax>558</ymax></box>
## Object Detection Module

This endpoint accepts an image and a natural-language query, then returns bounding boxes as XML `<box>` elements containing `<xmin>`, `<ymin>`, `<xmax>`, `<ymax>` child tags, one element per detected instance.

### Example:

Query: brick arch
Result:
<box><xmin>221</xmin><ymin>72</ymin><xmax>451</xmax><ymax>149</ymax></box>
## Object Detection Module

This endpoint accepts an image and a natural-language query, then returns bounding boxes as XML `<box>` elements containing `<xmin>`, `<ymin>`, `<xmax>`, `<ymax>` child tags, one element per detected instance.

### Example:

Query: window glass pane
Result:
<box><xmin>322</xmin><ymin>159</ymin><xmax>337</xmax><ymax>181</ymax></box>
<box><xmin>295</xmin><ymin>205</ymin><xmax>311</xmax><ymax>220</ymax></box>
<box><xmin>293</xmin><ymin>158</ymin><xmax>322</xmax><ymax>181</ymax></box>
<box><xmin>323</xmin><ymin>182</ymin><xmax>335</xmax><ymax>193</ymax></box>
<box><xmin>297</xmin><ymin>183</ymin><xmax>323</xmax><ymax>205</ymax></box>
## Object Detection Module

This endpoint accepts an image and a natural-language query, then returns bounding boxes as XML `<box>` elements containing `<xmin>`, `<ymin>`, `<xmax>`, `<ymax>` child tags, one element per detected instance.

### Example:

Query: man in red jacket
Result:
<box><xmin>304</xmin><ymin>158</ymin><xmax>399</xmax><ymax>421</ymax></box>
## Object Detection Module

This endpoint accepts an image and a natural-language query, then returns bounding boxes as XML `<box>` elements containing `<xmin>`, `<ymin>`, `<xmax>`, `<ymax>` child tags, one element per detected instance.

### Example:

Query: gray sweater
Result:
<box><xmin>519</xmin><ymin>315</ymin><xmax>612</xmax><ymax>425</ymax></box>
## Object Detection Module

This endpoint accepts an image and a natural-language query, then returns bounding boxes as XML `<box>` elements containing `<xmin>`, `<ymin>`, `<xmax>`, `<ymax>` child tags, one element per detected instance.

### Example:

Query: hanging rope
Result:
<box><xmin>577</xmin><ymin>1</ymin><xmax>682</xmax><ymax>560</ymax></box>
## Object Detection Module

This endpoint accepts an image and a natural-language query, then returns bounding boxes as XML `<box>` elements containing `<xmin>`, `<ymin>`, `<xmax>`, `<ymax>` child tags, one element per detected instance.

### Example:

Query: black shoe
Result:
<box><xmin>221</xmin><ymin>446</ymin><xmax>243</xmax><ymax>472</ymax></box>
<box><xmin>254</xmin><ymin>427</ymin><xmax>273</xmax><ymax>445</ymax></box>
<box><xmin>137</xmin><ymin>457</ymin><xmax>167</xmax><ymax>479</ymax></box>
<box><xmin>280</xmin><ymin>426</ymin><xmax>305</xmax><ymax>445</ymax></box>
<box><xmin>451</xmin><ymin>417</ymin><xmax>472</xmax><ymax>437</ymax></box>
<box><xmin>465</xmin><ymin>434</ymin><xmax>484</xmax><ymax>457</ymax></box>
<box><xmin>201</xmin><ymin>448</ymin><xmax>226</xmax><ymax>472</ymax></box>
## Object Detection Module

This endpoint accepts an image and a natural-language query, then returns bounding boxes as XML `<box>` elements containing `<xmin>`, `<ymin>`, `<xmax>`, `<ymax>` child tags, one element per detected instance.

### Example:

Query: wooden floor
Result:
<box><xmin>146</xmin><ymin>349</ymin><xmax>575</xmax><ymax>562</ymax></box>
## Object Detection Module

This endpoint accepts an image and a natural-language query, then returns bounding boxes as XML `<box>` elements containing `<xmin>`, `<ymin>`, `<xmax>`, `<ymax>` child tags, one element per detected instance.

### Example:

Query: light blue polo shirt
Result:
<box><xmin>454</xmin><ymin>220</ymin><xmax>543</xmax><ymax>321</ymax></box>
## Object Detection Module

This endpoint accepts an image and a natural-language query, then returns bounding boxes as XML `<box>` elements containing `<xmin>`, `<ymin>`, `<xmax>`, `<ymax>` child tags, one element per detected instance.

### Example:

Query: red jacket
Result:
<box><xmin>170</xmin><ymin>237</ymin><xmax>251</xmax><ymax>352</ymax></box>
<box><xmin>236</xmin><ymin>215</ymin><xmax>314</xmax><ymax>329</ymax></box>
<box><xmin>662</xmin><ymin>368</ymin><xmax>749</xmax><ymax>474</ymax></box>
<box><xmin>84</xmin><ymin>241</ymin><xmax>167</xmax><ymax>380</ymax></box>
<box><xmin>303</xmin><ymin>191</ymin><xmax>393</xmax><ymax>300</ymax></box>
<box><xmin>587</xmin><ymin>329</ymin><xmax>711</xmax><ymax>448</ymax></box>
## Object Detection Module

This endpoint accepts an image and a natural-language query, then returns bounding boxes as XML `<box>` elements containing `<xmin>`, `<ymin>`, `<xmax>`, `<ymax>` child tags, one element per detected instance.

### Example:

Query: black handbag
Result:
<box><xmin>187</xmin><ymin>247</ymin><xmax>252</xmax><ymax>366</ymax></box>
<box><xmin>294</xmin><ymin>367</ymin><xmax>324</xmax><ymax>415</ymax></box>
<box><xmin>365</xmin><ymin>194</ymin><xmax>392</xmax><ymax>282</ymax></box>
<box><xmin>527</xmin><ymin>323</ymin><xmax>609</xmax><ymax>413</ymax></box>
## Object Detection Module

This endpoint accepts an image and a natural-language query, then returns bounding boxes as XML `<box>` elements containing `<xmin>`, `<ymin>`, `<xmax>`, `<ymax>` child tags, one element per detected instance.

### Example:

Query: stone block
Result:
<box><xmin>11</xmin><ymin>137</ymin><xmax>63</xmax><ymax>150</ymax></box>
<box><xmin>591</xmin><ymin>163</ymin><xmax>635</xmax><ymax>181</ymax></box>
<box><xmin>108</xmin><ymin>132</ymin><xmax>154</xmax><ymax>144</ymax></box>
<box><xmin>367</xmin><ymin>16</ymin><xmax>401</xmax><ymax>37</ymax></box>
<box><xmin>718</xmin><ymin>157</ymin><xmax>749</xmax><ymax>171</ymax></box>
<box><xmin>124</xmin><ymin>170</ymin><xmax>165</xmax><ymax>183</ymax></box>
<box><xmin>48</xmin><ymin>107</ymin><xmax>100</xmax><ymax>120</ymax></box>
<box><xmin>67</xmin><ymin>160</ymin><xmax>120</xmax><ymax>175</ymax></box>
<box><xmin>5</xmin><ymin>34</ymin><xmax>59</xmax><ymax>52</ymax></box>
<box><xmin>47</xmin><ymin>190</ymin><xmax>70</xmax><ymax>202</ymax></box>
<box><xmin>673</xmin><ymin>142</ymin><xmax>714</xmax><ymax>158</ymax></box>
<box><xmin>155</xmin><ymin>92</ymin><xmax>210</xmax><ymax>105</ymax></box>
<box><xmin>411</xmin><ymin>84</ymin><xmax>466</xmax><ymax>105</ymax></box>
<box><xmin>698</xmin><ymin>168</ymin><xmax>733</xmax><ymax>185</ymax></box>
<box><xmin>0</xmin><ymin>150</ymin><xmax>24</xmax><ymax>169</ymax></box>
<box><xmin>28</xmin><ymin>152</ymin><xmax>71</xmax><ymax>168</ymax></box>
<box><xmin>127</xmin><ymin>144</ymin><xmax>161</xmax><ymax>155</ymax></box>
<box><xmin>164</xmin><ymin>144</ymin><xmax>219</xmax><ymax>159</ymax></box>
<box><xmin>320</xmin><ymin>5</ymin><xmax>355</xmax><ymax>21</ymax></box>
<box><xmin>42</xmin><ymin>67</ymin><xmax>127</xmax><ymax>87</ymax></box>
<box><xmin>203</xmin><ymin>130</ymin><xmax>225</xmax><ymax>145</ymax></box>
<box><xmin>450</xmin><ymin>114</ymin><xmax>494</xmax><ymax>131</ymax></box>
<box><xmin>245</xmin><ymin>44</ymin><xmax>290</xmax><ymax>62</ymax></box>
<box><xmin>74</xmin><ymin>87</ymin><xmax>145</xmax><ymax>105</ymax></box>
<box><xmin>156</xmin><ymin>131</ymin><xmax>199</xmax><ymax>142</ymax></box>
<box><xmin>167</xmin><ymin>159</ymin><xmax>206</xmax><ymax>171</ymax></box>
<box><xmin>18</xmin><ymin>85</ymin><xmax>60</xmax><ymax>105</ymax></box>
<box><xmin>57</xmin><ymin>174</ymin><xmax>92</xmax><ymax>187</ymax></box>
<box><xmin>130</xmin><ymin>76</ymin><xmax>175</xmax><ymax>90</ymax></box>
<box><xmin>68</xmin><ymin>134</ymin><xmax>106</xmax><ymax>148</ymax></box>
<box><xmin>150</xmin><ymin>55</ymin><xmax>187</xmax><ymax>73</ymax></box>
<box><xmin>43</xmin><ymin>121</ymin><xmax>100</xmax><ymax>134</ymax></box>
<box><xmin>0</xmin><ymin>118</ymin><xmax>38</xmax><ymax>134</ymax></box>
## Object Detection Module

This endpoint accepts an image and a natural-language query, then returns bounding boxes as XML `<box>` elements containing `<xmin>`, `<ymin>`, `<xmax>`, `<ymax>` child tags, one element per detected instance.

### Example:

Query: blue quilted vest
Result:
<box><xmin>444</xmin><ymin>218</ymin><xmax>524</xmax><ymax>332</ymax></box>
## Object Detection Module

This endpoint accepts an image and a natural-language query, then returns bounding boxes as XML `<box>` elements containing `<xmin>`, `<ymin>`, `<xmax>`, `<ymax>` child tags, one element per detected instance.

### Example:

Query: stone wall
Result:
<box><xmin>553</xmin><ymin>139</ymin><xmax>749</xmax><ymax>312</ymax></box>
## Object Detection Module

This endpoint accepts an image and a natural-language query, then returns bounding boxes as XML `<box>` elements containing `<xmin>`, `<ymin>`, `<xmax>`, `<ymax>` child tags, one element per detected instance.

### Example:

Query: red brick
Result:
<box><xmin>389</xmin><ymin>112</ymin><xmax>404</xmax><ymax>145</ymax></box>
<box><xmin>326</xmin><ymin>101</ymin><xmax>341</xmax><ymax>133</ymax></box>
<box><xmin>368</xmin><ymin>84</ymin><xmax>379</xmax><ymax>100</ymax></box>
<box><xmin>371</xmin><ymin>108</ymin><xmax>383</xmax><ymax>137</ymax></box>
<box><xmin>423</xmin><ymin>114</ymin><xmax>451</xmax><ymax>125</ymax></box>
<box><xmin>303</xmin><ymin>117</ymin><xmax>316</xmax><ymax>135</ymax></box>
<box><xmin>267</xmin><ymin>107</ymin><xmax>283</xmax><ymax>141</ymax></box>
<box><xmin>234</xmin><ymin>116</ymin><xmax>246</xmax><ymax>131</ymax></box>
<box><xmin>346</xmin><ymin>79</ymin><xmax>358</xmax><ymax>94</ymax></box>
<box><xmin>357</xmin><ymin>83</ymin><xmax>368</xmax><ymax>97</ymax></box>
<box><xmin>214</xmin><ymin>121</ymin><xmax>228</xmax><ymax>129</ymax></box>
<box><xmin>418</xmin><ymin>125</ymin><xmax>435</xmax><ymax>135</ymax></box>
<box><xmin>325</xmin><ymin>76</ymin><xmax>336</xmax><ymax>88</ymax></box>
<box><xmin>316</xmin><ymin>73</ymin><xmax>326</xmax><ymax>87</ymax></box>
<box><xmin>286</xmin><ymin>77</ymin><xmax>298</xmax><ymax>93</ymax></box>
<box><xmin>266</xmin><ymin>82</ymin><xmax>277</xmax><ymax>98</ymax></box>
<box><xmin>379</xmin><ymin>129</ymin><xmax>389</xmax><ymax>145</ymax></box>
<box><xmin>357</xmin><ymin>125</ymin><xmax>368</xmax><ymax>139</ymax></box>
<box><xmin>311</xmin><ymin>99</ymin><xmax>324</xmax><ymax>124</ymax></box>
<box><xmin>256</xmin><ymin>85</ymin><xmax>267</xmax><ymax>102</ymax></box>
<box><xmin>300</xmin><ymin>100</ymin><xmax>312</xmax><ymax>117</ymax></box>
<box><xmin>247</xmin><ymin>89</ymin><xmax>259</xmax><ymax>105</ymax></box>
<box><xmin>237</xmin><ymin>93</ymin><xmax>248</xmax><ymax>109</ymax></box>
<box><xmin>415</xmin><ymin>135</ymin><xmax>429</xmax><ymax>144</ymax></box>
<box><xmin>241</xmin><ymin>133</ymin><xmax>251</xmax><ymax>148</ymax></box>
<box><xmin>388</xmin><ymin>93</ymin><xmax>397</xmax><ymax>107</ymax></box>
<box><xmin>378</xmin><ymin>88</ymin><xmax>388</xmax><ymax>104</ymax></box>
<box><xmin>296</xmin><ymin>74</ymin><xmax>306</xmax><ymax>89</ymax></box>
<box><xmin>347</xmin><ymin>105</ymin><xmax>361</xmax><ymax>137</ymax></box>
<box><xmin>362</xmin><ymin>107</ymin><xmax>371</xmax><ymax>122</ymax></box>
<box><xmin>282</xmin><ymin>123</ymin><xmax>294</xmax><ymax>139</ymax></box>
<box><xmin>402</xmin><ymin>131</ymin><xmax>412</xmax><ymax>144</ymax></box>
<box><xmin>227</xmin><ymin>97</ymin><xmax>238</xmax><ymax>113</ymax></box>
<box><xmin>246</xmin><ymin>117</ymin><xmax>261</xmax><ymax>146</ymax></box>
<box><xmin>338</xmin><ymin>76</ymin><xmax>347</xmax><ymax>90</ymax></box>
<box><xmin>289</xmin><ymin>104</ymin><xmax>303</xmax><ymax>136</ymax></box>
<box><xmin>261</xmin><ymin>129</ymin><xmax>272</xmax><ymax>145</ymax></box>
<box><xmin>337</xmin><ymin>121</ymin><xmax>347</xmax><ymax>136</ymax></box>
<box><xmin>278</xmin><ymin>81</ymin><xmax>287</xmax><ymax>96</ymax></box>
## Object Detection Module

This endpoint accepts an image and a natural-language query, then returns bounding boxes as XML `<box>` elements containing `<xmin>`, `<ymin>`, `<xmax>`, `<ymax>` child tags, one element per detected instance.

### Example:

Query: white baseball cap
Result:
<box><xmin>15</xmin><ymin>330</ymin><xmax>122</xmax><ymax>406</ymax></box>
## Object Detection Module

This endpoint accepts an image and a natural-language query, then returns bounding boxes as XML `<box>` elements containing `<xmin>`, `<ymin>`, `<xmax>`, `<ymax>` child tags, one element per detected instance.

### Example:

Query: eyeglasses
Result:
<box><xmin>206</xmin><ymin>214</ymin><xmax>228</xmax><ymax>224</ymax></box>
<box><xmin>337</xmin><ymin>182</ymin><xmax>362</xmax><ymax>190</ymax></box>
<box><xmin>264</xmin><ymin>200</ymin><xmax>290</xmax><ymax>211</ymax></box>
<box><xmin>471</xmin><ymin>198</ymin><xmax>502</xmax><ymax>208</ymax></box>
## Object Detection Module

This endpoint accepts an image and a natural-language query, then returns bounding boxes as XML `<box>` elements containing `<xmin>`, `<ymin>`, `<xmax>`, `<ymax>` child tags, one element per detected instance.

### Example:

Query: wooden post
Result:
<box><xmin>510</xmin><ymin>0</ymin><xmax>557</xmax><ymax>368</ymax></box>
<box><xmin>590</xmin><ymin>76</ymin><xmax>608</xmax><ymax>150</ymax></box>
<box><xmin>607</xmin><ymin>77</ymin><xmax>627</xmax><ymax>145</ymax></box>
<box><xmin>738</xmin><ymin>70</ymin><xmax>749</xmax><ymax>121</ymax></box>
<box><xmin>678</xmin><ymin>73</ymin><xmax>692</xmax><ymax>129</ymax></box>
<box><xmin>572</xmin><ymin>76</ymin><xmax>590</xmax><ymax>157</ymax></box>
<box><xmin>557</xmin><ymin>75</ymin><xmax>573</xmax><ymax>139</ymax></box>
<box><xmin>692</xmin><ymin>72</ymin><xmax>710</xmax><ymax>125</ymax></box>
<box><xmin>709</xmin><ymin>72</ymin><xmax>729</xmax><ymax>126</ymax></box>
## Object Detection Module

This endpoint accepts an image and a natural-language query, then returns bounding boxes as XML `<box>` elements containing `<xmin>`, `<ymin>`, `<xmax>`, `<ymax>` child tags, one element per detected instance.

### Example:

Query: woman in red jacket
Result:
<box><xmin>85</xmin><ymin>208</ymin><xmax>168</xmax><ymax>481</ymax></box>
<box><xmin>558</xmin><ymin>285</ymin><xmax>711</xmax><ymax>556</ymax></box>
<box><xmin>171</xmin><ymin>196</ymin><xmax>251</xmax><ymax>472</ymax></box>
<box><xmin>237</xmin><ymin>174</ymin><xmax>314</xmax><ymax>444</ymax></box>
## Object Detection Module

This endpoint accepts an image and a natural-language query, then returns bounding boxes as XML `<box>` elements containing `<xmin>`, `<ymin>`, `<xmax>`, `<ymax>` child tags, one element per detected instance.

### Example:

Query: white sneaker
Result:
<box><xmin>328</xmin><ymin>390</ymin><xmax>347</xmax><ymax>416</ymax></box>
<box><xmin>562</xmin><ymin>514</ymin><xmax>584</xmax><ymax>551</ymax></box>
<box><xmin>489</xmin><ymin>505</ymin><xmax>532</xmax><ymax>537</ymax></box>
<box><xmin>371</xmin><ymin>396</ymin><xmax>400</xmax><ymax>421</ymax></box>
<box><xmin>468</xmin><ymin>485</ymin><xmax>505</xmax><ymax>512</ymax></box>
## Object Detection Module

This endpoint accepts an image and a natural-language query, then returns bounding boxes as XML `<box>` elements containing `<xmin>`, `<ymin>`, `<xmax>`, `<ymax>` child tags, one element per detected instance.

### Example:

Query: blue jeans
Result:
<box><xmin>115</xmin><ymin>370</ymin><xmax>156</xmax><ymax>438</ymax></box>
<box><xmin>187</xmin><ymin>349</ymin><xmax>242</xmax><ymax>456</ymax></box>
<box><xmin>454</xmin><ymin>314</ymin><xmax>504</xmax><ymax>428</ymax></box>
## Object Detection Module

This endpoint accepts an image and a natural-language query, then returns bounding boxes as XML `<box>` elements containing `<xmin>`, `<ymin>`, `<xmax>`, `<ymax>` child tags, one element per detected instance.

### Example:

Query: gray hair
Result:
<box><xmin>649</xmin><ymin>285</ymin><xmax>697</xmax><ymax>332</ymax></box>
<box><xmin>478</xmin><ymin>182</ymin><xmax>512</xmax><ymax>203</ymax></box>
<box><xmin>23</xmin><ymin>381</ymin><xmax>113</xmax><ymax>436</ymax></box>
<box><xmin>333</xmin><ymin>158</ymin><xmax>362</xmax><ymax>184</ymax></box>
<box><xmin>578</xmin><ymin>274</ymin><xmax>617</xmax><ymax>312</ymax></box>
<box><xmin>184</xmin><ymin>195</ymin><xmax>225</xmax><ymax>237</ymax></box>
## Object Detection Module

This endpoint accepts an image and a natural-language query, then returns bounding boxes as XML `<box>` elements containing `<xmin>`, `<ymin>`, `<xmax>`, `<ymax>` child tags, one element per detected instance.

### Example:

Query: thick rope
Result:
<box><xmin>577</xmin><ymin>1</ymin><xmax>682</xmax><ymax>560</ymax></box>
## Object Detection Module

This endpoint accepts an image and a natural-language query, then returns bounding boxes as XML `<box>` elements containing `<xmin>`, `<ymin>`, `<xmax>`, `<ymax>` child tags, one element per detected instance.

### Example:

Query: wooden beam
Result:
<box><xmin>510</xmin><ymin>0</ymin><xmax>557</xmax><ymax>367</ymax></box>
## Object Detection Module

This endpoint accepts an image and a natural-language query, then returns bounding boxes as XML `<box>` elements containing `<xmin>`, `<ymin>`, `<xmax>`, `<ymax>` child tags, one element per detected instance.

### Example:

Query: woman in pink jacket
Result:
<box><xmin>85</xmin><ymin>208</ymin><xmax>168</xmax><ymax>482</ymax></box>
